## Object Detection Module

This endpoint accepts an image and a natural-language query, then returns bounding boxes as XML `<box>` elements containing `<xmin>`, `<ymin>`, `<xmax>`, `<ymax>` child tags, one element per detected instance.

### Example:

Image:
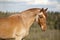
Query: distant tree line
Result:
<box><xmin>47</xmin><ymin>11</ymin><xmax>60</xmax><ymax>30</ymax></box>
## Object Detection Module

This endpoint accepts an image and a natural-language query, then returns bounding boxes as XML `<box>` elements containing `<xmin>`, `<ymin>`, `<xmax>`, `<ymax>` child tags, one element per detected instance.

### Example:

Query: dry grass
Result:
<box><xmin>25</xmin><ymin>23</ymin><xmax>60</xmax><ymax>40</ymax></box>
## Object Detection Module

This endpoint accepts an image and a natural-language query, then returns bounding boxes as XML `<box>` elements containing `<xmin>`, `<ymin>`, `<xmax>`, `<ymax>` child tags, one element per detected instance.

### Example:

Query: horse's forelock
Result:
<box><xmin>39</xmin><ymin>8</ymin><xmax>47</xmax><ymax>18</ymax></box>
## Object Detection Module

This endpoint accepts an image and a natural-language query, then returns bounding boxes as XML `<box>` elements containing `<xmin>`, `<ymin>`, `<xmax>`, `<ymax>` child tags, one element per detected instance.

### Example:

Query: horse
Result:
<box><xmin>0</xmin><ymin>8</ymin><xmax>48</xmax><ymax>40</ymax></box>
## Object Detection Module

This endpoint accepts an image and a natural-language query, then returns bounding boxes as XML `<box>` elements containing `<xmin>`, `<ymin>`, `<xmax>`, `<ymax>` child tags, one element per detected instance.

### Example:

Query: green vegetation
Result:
<box><xmin>0</xmin><ymin>11</ymin><xmax>60</xmax><ymax>40</ymax></box>
<box><xmin>47</xmin><ymin>11</ymin><xmax>60</xmax><ymax>30</ymax></box>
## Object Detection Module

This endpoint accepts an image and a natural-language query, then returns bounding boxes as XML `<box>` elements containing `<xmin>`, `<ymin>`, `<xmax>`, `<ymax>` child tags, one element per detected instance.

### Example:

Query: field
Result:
<box><xmin>24</xmin><ymin>23</ymin><xmax>60</xmax><ymax>40</ymax></box>
<box><xmin>0</xmin><ymin>12</ymin><xmax>60</xmax><ymax>40</ymax></box>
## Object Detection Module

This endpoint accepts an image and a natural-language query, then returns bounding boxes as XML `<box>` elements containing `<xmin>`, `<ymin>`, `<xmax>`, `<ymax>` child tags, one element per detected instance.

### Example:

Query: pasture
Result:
<box><xmin>0</xmin><ymin>11</ymin><xmax>60</xmax><ymax>40</ymax></box>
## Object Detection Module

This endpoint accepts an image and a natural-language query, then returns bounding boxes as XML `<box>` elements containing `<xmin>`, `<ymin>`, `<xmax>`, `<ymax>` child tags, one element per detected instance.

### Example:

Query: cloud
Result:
<box><xmin>27</xmin><ymin>0</ymin><xmax>59</xmax><ymax>5</ymax></box>
<box><xmin>27</xmin><ymin>0</ymin><xmax>49</xmax><ymax>5</ymax></box>
<box><xmin>0</xmin><ymin>0</ymin><xmax>58</xmax><ymax>5</ymax></box>
<box><xmin>0</xmin><ymin>0</ymin><xmax>31</xmax><ymax>2</ymax></box>
<box><xmin>56</xmin><ymin>4</ymin><xmax>60</xmax><ymax>10</ymax></box>
<box><xmin>0</xmin><ymin>0</ymin><xmax>60</xmax><ymax>12</ymax></box>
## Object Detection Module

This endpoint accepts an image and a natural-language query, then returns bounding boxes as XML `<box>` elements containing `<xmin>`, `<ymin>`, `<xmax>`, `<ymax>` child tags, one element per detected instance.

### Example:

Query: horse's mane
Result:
<box><xmin>26</xmin><ymin>8</ymin><xmax>41</xmax><ymax>12</ymax></box>
<box><xmin>19</xmin><ymin>8</ymin><xmax>41</xmax><ymax>13</ymax></box>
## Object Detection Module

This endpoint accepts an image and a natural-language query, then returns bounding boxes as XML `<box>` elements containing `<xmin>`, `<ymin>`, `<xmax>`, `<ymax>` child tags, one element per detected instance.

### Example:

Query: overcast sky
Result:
<box><xmin>0</xmin><ymin>0</ymin><xmax>60</xmax><ymax>12</ymax></box>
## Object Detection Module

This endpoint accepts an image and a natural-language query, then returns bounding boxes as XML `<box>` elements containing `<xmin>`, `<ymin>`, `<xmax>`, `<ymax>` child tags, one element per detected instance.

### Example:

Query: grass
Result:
<box><xmin>25</xmin><ymin>23</ymin><xmax>60</xmax><ymax>40</ymax></box>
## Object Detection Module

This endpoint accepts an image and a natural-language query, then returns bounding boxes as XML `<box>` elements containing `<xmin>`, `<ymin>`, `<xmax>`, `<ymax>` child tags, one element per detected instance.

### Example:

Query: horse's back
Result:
<box><xmin>0</xmin><ymin>15</ymin><xmax>23</xmax><ymax>38</ymax></box>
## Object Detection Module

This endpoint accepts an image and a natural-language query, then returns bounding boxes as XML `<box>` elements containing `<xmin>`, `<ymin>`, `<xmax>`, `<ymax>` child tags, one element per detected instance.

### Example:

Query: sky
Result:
<box><xmin>0</xmin><ymin>0</ymin><xmax>60</xmax><ymax>12</ymax></box>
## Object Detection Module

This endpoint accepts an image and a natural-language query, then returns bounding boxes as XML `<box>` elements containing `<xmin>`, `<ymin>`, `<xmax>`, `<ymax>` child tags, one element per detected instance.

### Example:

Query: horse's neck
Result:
<box><xmin>21</xmin><ymin>12</ymin><xmax>36</xmax><ymax>30</ymax></box>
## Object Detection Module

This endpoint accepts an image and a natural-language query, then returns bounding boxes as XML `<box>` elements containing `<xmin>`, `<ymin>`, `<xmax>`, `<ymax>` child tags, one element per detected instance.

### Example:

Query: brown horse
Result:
<box><xmin>0</xmin><ymin>8</ymin><xmax>48</xmax><ymax>40</ymax></box>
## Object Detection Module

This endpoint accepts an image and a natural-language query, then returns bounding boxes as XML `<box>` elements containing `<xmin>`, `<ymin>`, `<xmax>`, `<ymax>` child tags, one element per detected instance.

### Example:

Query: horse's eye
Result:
<box><xmin>39</xmin><ymin>15</ymin><xmax>43</xmax><ymax>18</ymax></box>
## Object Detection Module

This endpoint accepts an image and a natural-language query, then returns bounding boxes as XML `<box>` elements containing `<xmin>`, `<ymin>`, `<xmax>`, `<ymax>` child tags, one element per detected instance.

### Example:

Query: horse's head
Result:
<box><xmin>36</xmin><ymin>8</ymin><xmax>48</xmax><ymax>31</ymax></box>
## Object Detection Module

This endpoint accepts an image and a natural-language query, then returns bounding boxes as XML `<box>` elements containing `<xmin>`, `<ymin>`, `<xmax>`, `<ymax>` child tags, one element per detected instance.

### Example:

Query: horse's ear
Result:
<box><xmin>45</xmin><ymin>8</ymin><xmax>48</xmax><ymax>11</ymax></box>
<box><xmin>40</xmin><ymin>8</ymin><xmax>44</xmax><ymax>12</ymax></box>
